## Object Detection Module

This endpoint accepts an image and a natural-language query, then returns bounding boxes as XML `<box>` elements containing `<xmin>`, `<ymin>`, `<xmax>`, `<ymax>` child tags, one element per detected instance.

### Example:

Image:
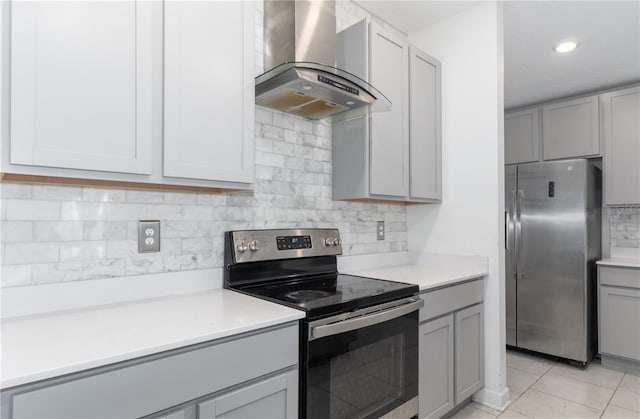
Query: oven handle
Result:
<box><xmin>308</xmin><ymin>297</ymin><xmax>424</xmax><ymax>341</ymax></box>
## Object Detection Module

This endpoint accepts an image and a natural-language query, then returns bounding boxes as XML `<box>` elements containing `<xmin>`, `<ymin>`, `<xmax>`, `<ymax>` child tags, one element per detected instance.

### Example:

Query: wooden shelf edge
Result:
<box><xmin>0</xmin><ymin>173</ymin><xmax>246</xmax><ymax>194</ymax></box>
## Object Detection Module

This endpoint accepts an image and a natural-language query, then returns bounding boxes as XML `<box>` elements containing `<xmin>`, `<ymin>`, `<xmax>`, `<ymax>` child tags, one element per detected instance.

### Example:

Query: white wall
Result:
<box><xmin>407</xmin><ymin>2</ymin><xmax>509</xmax><ymax>409</ymax></box>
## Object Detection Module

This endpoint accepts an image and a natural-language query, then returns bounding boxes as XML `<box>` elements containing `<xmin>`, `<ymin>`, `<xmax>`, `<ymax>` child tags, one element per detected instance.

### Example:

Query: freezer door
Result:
<box><xmin>516</xmin><ymin>160</ymin><xmax>589</xmax><ymax>362</ymax></box>
<box><xmin>505</xmin><ymin>165</ymin><xmax>517</xmax><ymax>346</ymax></box>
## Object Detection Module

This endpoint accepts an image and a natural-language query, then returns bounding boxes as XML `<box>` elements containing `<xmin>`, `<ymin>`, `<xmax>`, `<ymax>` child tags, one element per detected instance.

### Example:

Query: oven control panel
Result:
<box><xmin>277</xmin><ymin>235</ymin><xmax>312</xmax><ymax>250</ymax></box>
<box><xmin>229</xmin><ymin>228</ymin><xmax>342</xmax><ymax>263</ymax></box>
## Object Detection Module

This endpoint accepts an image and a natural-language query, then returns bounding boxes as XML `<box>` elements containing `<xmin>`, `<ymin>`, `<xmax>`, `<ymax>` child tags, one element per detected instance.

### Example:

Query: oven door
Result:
<box><xmin>302</xmin><ymin>297</ymin><xmax>423</xmax><ymax>419</ymax></box>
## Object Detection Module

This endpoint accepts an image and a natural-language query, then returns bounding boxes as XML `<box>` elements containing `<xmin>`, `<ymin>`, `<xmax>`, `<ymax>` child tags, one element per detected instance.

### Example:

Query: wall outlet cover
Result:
<box><xmin>377</xmin><ymin>221</ymin><xmax>385</xmax><ymax>241</ymax></box>
<box><xmin>138</xmin><ymin>220</ymin><xmax>160</xmax><ymax>253</ymax></box>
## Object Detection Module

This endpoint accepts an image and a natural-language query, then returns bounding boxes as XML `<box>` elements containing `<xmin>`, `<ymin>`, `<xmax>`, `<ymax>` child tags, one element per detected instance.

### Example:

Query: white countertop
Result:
<box><xmin>597</xmin><ymin>247</ymin><xmax>640</xmax><ymax>268</ymax></box>
<box><xmin>1</xmin><ymin>251</ymin><xmax>487</xmax><ymax>389</ymax></box>
<box><xmin>343</xmin><ymin>253</ymin><xmax>488</xmax><ymax>292</ymax></box>
<box><xmin>597</xmin><ymin>258</ymin><xmax>640</xmax><ymax>268</ymax></box>
<box><xmin>1</xmin><ymin>289</ymin><xmax>304</xmax><ymax>389</ymax></box>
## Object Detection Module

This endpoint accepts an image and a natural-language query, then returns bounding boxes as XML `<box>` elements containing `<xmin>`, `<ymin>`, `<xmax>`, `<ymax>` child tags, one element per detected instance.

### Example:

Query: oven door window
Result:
<box><xmin>304</xmin><ymin>311</ymin><xmax>418</xmax><ymax>419</ymax></box>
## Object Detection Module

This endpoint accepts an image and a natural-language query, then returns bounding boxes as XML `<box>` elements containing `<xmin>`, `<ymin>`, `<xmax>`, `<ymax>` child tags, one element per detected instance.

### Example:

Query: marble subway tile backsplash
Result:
<box><xmin>0</xmin><ymin>1</ymin><xmax>409</xmax><ymax>287</ymax></box>
<box><xmin>0</xmin><ymin>113</ymin><xmax>408</xmax><ymax>287</ymax></box>
<box><xmin>608</xmin><ymin>206</ymin><xmax>640</xmax><ymax>248</ymax></box>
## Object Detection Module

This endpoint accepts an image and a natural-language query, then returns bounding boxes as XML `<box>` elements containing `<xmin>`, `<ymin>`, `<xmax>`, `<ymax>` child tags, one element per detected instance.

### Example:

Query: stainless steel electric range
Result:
<box><xmin>224</xmin><ymin>228</ymin><xmax>422</xmax><ymax>419</ymax></box>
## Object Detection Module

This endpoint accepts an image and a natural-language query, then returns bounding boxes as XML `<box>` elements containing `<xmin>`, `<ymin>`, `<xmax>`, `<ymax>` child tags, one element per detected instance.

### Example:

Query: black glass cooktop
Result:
<box><xmin>233</xmin><ymin>274</ymin><xmax>418</xmax><ymax>319</ymax></box>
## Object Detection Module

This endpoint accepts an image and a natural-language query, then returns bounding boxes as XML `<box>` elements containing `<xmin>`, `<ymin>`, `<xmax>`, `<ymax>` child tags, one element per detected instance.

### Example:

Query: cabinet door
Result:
<box><xmin>419</xmin><ymin>315</ymin><xmax>454</xmax><ymax>419</ymax></box>
<box><xmin>160</xmin><ymin>409</ymin><xmax>188</xmax><ymax>419</ymax></box>
<box><xmin>542</xmin><ymin>96</ymin><xmax>600</xmax><ymax>160</ymax></box>
<box><xmin>164</xmin><ymin>1</ymin><xmax>254</xmax><ymax>183</ymax></box>
<box><xmin>600</xmin><ymin>285</ymin><xmax>640</xmax><ymax>361</ymax></box>
<box><xmin>505</xmin><ymin>108</ymin><xmax>539</xmax><ymax>164</ymax></box>
<box><xmin>602</xmin><ymin>86</ymin><xmax>640</xmax><ymax>206</ymax></box>
<box><xmin>369</xmin><ymin>22</ymin><xmax>409</xmax><ymax>197</ymax></box>
<box><xmin>409</xmin><ymin>46</ymin><xmax>441</xmax><ymax>201</ymax></box>
<box><xmin>10</xmin><ymin>1</ymin><xmax>152</xmax><ymax>174</ymax></box>
<box><xmin>455</xmin><ymin>303</ymin><xmax>484</xmax><ymax>403</ymax></box>
<box><xmin>197</xmin><ymin>370</ymin><xmax>298</xmax><ymax>419</ymax></box>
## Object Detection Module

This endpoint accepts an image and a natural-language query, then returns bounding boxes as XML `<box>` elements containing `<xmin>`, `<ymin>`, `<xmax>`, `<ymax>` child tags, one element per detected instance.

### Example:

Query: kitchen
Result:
<box><xmin>0</xmin><ymin>1</ymin><xmax>638</xmax><ymax>419</ymax></box>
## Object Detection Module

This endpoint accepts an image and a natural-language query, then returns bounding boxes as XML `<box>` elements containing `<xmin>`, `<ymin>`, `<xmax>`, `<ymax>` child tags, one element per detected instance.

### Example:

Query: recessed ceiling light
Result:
<box><xmin>302</xmin><ymin>85</ymin><xmax>313</xmax><ymax>91</ymax></box>
<box><xmin>554</xmin><ymin>41</ymin><xmax>579</xmax><ymax>53</ymax></box>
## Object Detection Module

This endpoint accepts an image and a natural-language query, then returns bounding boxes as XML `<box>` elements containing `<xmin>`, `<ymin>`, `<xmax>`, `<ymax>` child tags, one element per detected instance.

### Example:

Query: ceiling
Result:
<box><xmin>354</xmin><ymin>1</ymin><xmax>640</xmax><ymax>110</ymax></box>
<box><xmin>355</xmin><ymin>1</ymin><xmax>477</xmax><ymax>34</ymax></box>
<box><xmin>504</xmin><ymin>1</ymin><xmax>640</xmax><ymax>109</ymax></box>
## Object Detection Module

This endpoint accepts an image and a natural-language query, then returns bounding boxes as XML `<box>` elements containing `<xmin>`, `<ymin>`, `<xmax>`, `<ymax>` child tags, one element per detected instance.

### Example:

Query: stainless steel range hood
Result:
<box><xmin>256</xmin><ymin>0</ymin><xmax>390</xmax><ymax>120</ymax></box>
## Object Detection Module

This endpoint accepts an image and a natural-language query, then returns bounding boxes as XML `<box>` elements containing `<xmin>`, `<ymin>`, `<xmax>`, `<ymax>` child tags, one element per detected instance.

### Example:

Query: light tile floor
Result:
<box><xmin>451</xmin><ymin>350</ymin><xmax>640</xmax><ymax>419</ymax></box>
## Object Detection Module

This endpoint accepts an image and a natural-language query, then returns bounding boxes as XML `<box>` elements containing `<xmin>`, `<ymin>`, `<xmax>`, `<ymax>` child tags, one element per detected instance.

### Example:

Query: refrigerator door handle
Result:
<box><xmin>510</xmin><ymin>190</ymin><xmax>517</xmax><ymax>276</ymax></box>
<box><xmin>516</xmin><ymin>190</ymin><xmax>524</xmax><ymax>280</ymax></box>
<box><xmin>505</xmin><ymin>210</ymin><xmax>509</xmax><ymax>250</ymax></box>
<box><xmin>507</xmin><ymin>190</ymin><xmax>516</xmax><ymax>268</ymax></box>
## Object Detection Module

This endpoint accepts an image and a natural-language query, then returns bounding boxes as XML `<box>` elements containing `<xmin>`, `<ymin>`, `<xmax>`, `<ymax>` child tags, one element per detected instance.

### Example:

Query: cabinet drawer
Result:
<box><xmin>420</xmin><ymin>279</ymin><xmax>483</xmax><ymax>322</ymax></box>
<box><xmin>10</xmin><ymin>324</ymin><xmax>298</xmax><ymax>419</ymax></box>
<box><xmin>599</xmin><ymin>266</ymin><xmax>640</xmax><ymax>288</ymax></box>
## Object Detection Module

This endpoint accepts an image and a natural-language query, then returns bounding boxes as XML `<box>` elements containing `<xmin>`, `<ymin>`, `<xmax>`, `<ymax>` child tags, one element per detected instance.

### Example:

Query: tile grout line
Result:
<box><xmin>505</xmin><ymin>362</ymin><xmax>553</xmax><ymax>377</ymax></box>
<box><xmin>598</xmin><ymin>372</ymin><xmax>626</xmax><ymax>418</ymax></box>
<box><xmin>543</xmin><ymin>369</ymin><xmax>625</xmax><ymax>392</ymax></box>
<box><xmin>497</xmin><ymin>359</ymin><xmax>555</xmax><ymax>418</ymax></box>
<box><xmin>526</xmin><ymin>366</ymin><xmax>618</xmax><ymax>415</ymax></box>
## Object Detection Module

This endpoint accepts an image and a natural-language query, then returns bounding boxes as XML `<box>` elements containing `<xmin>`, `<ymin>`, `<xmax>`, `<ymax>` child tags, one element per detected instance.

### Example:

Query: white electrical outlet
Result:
<box><xmin>138</xmin><ymin>220</ymin><xmax>160</xmax><ymax>253</ymax></box>
<box><xmin>377</xmin><ymin>221</ymin><xmax>385</xmax><ymax>240</ymax></box>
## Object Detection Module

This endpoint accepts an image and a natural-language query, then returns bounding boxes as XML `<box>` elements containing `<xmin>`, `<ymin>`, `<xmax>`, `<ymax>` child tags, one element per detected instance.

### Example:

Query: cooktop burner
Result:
<box><xmin>285</xmin><ymin>289</ymin><xmax>333</xmax><ymax>302</ymax></box>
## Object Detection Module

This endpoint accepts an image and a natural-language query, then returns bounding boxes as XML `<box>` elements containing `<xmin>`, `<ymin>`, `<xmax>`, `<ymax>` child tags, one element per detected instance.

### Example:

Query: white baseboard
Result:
<box><xmin>473</xmin><ymin>386</ymin><xmax>511</xmax><ymax>411</ymax></box>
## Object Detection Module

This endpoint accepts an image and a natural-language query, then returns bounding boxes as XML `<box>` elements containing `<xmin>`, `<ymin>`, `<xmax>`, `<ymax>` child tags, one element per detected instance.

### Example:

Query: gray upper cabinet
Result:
<box><xmin>409</xmin><ymin>47</ymin><xmax>442</xmax><ymax>202</ymax></box>
<box><xmin>163</xmin><ymin>0</ymin><xmax>254</xmax><ymax>184</ymax></box>
<box><xmin>601</xmin><ymin>86</ymin><xmax>640</xmax><ymax>206</ymax></box>
<box><xmin>542</xmin><ymin>95</ymin><xmax>600</xmax><ymax>160</ymax></box>
<box><xmin>9</xmin><ymin>0</ymin><xmax>153</xmax><ymax>175</ymax></box>
<box><xmin>332</xmin><ymin>20</ymin><xmax>441</xmax><ymax>204</ymax></box>
<box><xmin>3</xmin><ymin>0</ymin><xmax>254</xmax><ymax>191</ymax></box>
<box><xmin>369</xmin><ymin>22</ymin><xmax>409</xmax><ymax>198</ymax></box>
<box><xmin>505</xmin><ymin>108</ymin><xmax>539</xmax><ymax>164</ymax></box>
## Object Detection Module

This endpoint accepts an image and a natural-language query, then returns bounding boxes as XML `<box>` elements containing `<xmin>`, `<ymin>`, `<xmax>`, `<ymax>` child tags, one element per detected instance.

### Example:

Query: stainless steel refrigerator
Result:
<box><xmin>505</xmin><ymin>159</ymin><xmax>601</xmax><ymax>364</ymax></box>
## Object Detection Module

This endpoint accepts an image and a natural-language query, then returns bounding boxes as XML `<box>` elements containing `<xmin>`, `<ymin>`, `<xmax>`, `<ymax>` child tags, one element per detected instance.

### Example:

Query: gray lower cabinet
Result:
<box><xmin>542</xmin><ymin>95</ymin><xmax>600</xmax><ymax>160</ymax></box>
<box><xmin>601</xmin><ymin>86</ymin><xmax>640</xmax><ymax>206</ymax></box>
<box><xmin>159</xmin><ymin>410</ymin><xmax>188</xmax><ymax>419</ymax></box>
<box><xmin>505</xmin><ymin>107</ymin><xmax>539</xmax><ymax>164</ymax></box>
<box><xmin>598</xmin><ymin>265</ymin><xmax>640</xmax><ymax>371</ymax></box>
<box><xmin>454</xmin><ymin>304</ymin><xmax>484</xmax><ymax>402</ymax></box>
<box><xmin>418</xmin><ymin>279</ymin><xmax>484</xmax><ymax>419</ymax></box>
<box><xmin>419</xmin><ymin>315</ymin><xmax>454</xmax><ymax>419</ymax></box>
<box><xmin>197</xmin><ymin>370</ymin><xmax>298</xmax><ymax>419</ymax></box>
<box><xmin>2</xmin><ymin>323</ymin><xmax>298</xmax><ymax>419</ymax></box>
